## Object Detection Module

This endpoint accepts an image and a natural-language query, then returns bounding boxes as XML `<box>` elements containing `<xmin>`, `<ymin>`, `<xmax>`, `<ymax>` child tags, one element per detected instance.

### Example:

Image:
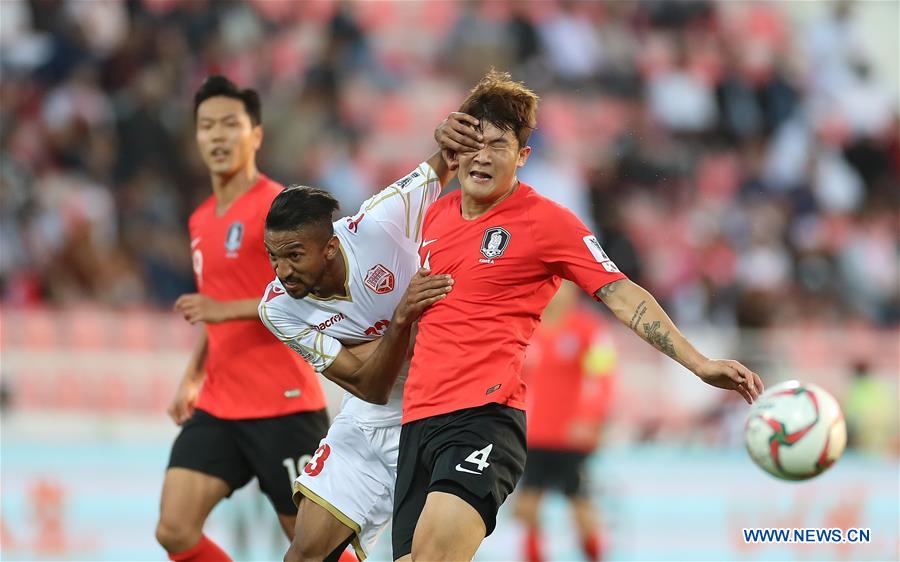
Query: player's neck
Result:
<box><xmin>461</xmin><ymin>180</ymin><xmax>518</xmax><ymax>220</ymax></box>
<box><xmin>311</xmin><ymin>247</ymin><xmax>348</xmax><ymax>299</ymax></box>
<box><xmin>210</xmin><ymin>163</ymin><xmax>259</xmax><ymax>215</ymax></box>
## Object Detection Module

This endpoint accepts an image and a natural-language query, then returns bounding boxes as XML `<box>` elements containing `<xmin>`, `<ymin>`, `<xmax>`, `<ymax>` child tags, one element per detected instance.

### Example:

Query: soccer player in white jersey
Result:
<box><xmin>258</xmin><ymin>117</ymin><xmax>483</xmax><ymax>562</ymax></box>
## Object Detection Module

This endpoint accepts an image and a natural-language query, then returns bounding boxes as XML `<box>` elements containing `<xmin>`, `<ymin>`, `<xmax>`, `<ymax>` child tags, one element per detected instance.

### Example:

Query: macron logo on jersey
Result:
<box><xmin>314</xmin><ymin>312</ymin><xmax>346</xmax><ymax>331</ymax></box>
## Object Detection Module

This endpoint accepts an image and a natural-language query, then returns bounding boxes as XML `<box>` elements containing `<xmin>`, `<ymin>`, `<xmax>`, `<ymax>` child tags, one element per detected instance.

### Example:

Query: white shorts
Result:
<box><xmin>293</xmin><ymin>412</ymin><xmax>400</xmax><ymax>561</ymax></box>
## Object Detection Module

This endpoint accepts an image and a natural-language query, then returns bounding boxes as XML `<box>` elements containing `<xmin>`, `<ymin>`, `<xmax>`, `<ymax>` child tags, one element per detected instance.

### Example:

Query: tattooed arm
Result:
<box><xmin>595</xmin><ymin>279</ymin><xmax>765</xmax><ymax>404</ymax></box>
<box><xmin>596</xmin><ymin>279</ymin><xmax>703</xmax><ymax>370</ymax></box>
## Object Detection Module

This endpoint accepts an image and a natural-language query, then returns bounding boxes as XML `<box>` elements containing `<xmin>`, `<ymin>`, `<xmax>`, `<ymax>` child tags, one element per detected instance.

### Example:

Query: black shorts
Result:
<box><xmin>392</xmin><ymin>403</ymin><xmax>526</xmax><ymax>558</ymax></box>
<box><xmin>168</xmin><ymin>408</ymin><xmax>329</xmax><ymax>515</ymax></box>
<box><xmin>520</xmin><ymin>448</ymin><xmax>590</xmax><ymax>497</ymax></box>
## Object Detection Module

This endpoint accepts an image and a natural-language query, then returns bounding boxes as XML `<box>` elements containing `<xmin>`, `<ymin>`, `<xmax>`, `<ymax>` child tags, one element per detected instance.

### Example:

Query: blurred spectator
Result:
<box><xmin>538</xmin><ymin>1</ymin><xmax>605</xmax><ymax>88</ymax></box>
<box><xmin>442</xmin><ymin>0</ymin><xmax>513</xmax><ymax>85</ymax></box>
<box><xmin>844</xmin><ymin>361</ymin><xmax>899</xmax><ymax>454</ymax></box>
<box><xmin>0</xmin><ymin>0</ymin><xmax>895</xmax><ymax>334</ymax></box>
<box><xmin>0</xmin><ymin>377</ymin><xmax>11</xmax><ymax>414</ymax></box>
<box><xmin>646</xmin><ymin>40</ymin><xmax>718</xmax><ymax>133</ymax></box>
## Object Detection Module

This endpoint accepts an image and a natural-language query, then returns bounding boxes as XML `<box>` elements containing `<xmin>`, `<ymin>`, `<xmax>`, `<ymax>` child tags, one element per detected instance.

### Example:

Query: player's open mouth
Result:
<box><xmin>210</xmin><ymin>147</ymin><xmax>230</xmax><ymax>161</ymax></box>
<box><xmin>470</xmin><ymin>170</ymin><xmax>492</xmax><ymax>182</ymax></box>
<box><xmin>282</xmin><ymin>280</ymin><xmax>302</xmax><ymax>291</ymax></box>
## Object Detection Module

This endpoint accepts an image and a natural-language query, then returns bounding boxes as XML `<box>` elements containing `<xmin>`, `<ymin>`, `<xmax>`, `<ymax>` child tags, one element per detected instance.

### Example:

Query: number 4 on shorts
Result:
<box><xmin>456</xmin><ymin>443</ymin><xmax>493</xmax><ymax>474</ymax></box>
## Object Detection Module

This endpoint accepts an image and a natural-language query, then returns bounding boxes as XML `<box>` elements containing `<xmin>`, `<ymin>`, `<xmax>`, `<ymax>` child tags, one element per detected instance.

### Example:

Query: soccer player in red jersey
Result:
<box><xmin>155</xmin><ymin>76</ymin><xmax>329</xmax><ymax>562</ymax></box>
<box><xmin>514</xmin><ymin>281</ymin><xmax>617</xmax><ymax>562</ymax></box>
<box><xmin>390</xmin><ymin>70</ymin><xmax>765</xmax><ymax>561</ymax></box>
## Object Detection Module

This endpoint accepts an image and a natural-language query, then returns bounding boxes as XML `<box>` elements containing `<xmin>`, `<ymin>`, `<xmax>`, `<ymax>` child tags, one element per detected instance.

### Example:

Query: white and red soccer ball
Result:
<box><xmin>744</xmin><ymin>380</ymin><xmax>847</xmax><ymax>481</ymax></box>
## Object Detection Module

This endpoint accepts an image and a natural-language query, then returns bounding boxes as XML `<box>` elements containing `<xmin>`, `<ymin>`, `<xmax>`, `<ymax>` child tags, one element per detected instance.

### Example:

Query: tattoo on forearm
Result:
<box><xmin>630</xmin><ymin>300</ymin><xmax>648</xmax><ymax>330</ymax></box>
<box><xmin>642</xmin><ymin>320</ymin><xmax>677</xmax><ymax>359</ymax></box>
<box><xmin>598</xmin><ymin>279</ymin><xmax>623</xmax><ymax>299</ymax></box>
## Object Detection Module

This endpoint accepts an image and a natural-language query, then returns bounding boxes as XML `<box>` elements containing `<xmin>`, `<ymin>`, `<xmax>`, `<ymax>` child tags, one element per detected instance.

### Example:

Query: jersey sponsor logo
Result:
<box><xmin>421</xmin><ymin>238</ymin><xmax>439</xmax><ymax>248</ymax></box>
<box><xmin>283</xmin><ymin>388</ymin><xmax>301</xmax><ymax>398</ymax></box>
<box><xmin>455</xmin><ymin>444</ymin><xmax>493</xmax><ymax>475</ymax></box>
<box><xmin>582</xmin><ymin>235</ymin><xmax>620</xmax><ymax>273</ymax></box>
<box><xmin>364</xmin><ymin>264</ymin><xmax>395</xmax><ymax>294</ymax></box>
<box><xmin>264</xmin><ymin>284</ymin><xmax>285</xmax><ymax>303</ymax></box>
<box><xmin>486</xmin><ymin>383</ymin><xmax>502</xmax><ymax>395</ymax></box>
<box><xmin>225</xmin><ymin>221</ymin><xmax>244</xmax><ymax>256</ymax></box>
<box><xmin>346</xmin><ymin>212</ymin><xmax>365</xmax><ymax>234</ymax></box>
<box><xmin>314</xmin><ymin>312</ymin><xmax>346</xmax><ymax>331</ymax></box>
<box><xmin>480</xmin><ymin>227</ymin><xmax>511</xmax><ymax>260</ymax></box>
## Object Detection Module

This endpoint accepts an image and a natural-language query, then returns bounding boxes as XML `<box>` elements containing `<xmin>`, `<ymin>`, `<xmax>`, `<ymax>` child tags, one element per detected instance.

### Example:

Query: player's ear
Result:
<box><xmin>323</xmin><ymin>235</ymin><xmax>340</xmax><ymax>259</ymax></box>
<box><xmin>517</xmin><ymin>145</ymin><xmax>532</xmax><ymax>167</ymax></box>
<box><xmin>251</xmin><ymin>124</ymin><xmax>263</xmax><ymax>151</ymax></box>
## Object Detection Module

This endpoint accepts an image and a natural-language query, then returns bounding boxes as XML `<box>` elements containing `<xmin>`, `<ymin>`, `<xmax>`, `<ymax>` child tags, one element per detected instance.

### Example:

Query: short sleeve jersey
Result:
<box><xmin>523</xmin><ymin>307</ymin><xmax>617</xmax><ymax>452</ymax></box>
<box><xmin>189</xmin><ymin>175</ymin><xmax>325</xmax><ymax>419</ymax></box>
<box><xmin>405</xmin><ymin>182</ymin><xmax>626</xmax><ymax>424</ymax></box>
<box><xmin>259</xmin><ymin>162</ymin><xmax>441</xmax><ymax>427</ymax></box>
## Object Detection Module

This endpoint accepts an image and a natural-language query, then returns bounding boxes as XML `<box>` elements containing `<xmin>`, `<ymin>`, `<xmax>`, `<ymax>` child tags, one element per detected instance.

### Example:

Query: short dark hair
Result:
<box><xmin>193</xmin><ymin>75</ymin><xmax>262</xmax><ymax>126</ymax></box>
<box><xmin>265</xmin><ymin>186</ymin><xmax>340</xmax><ymax>242</ymax></box>
<box><xmin>459</xmin><ymin>69</ymin><xmax>539</xmax><ymax>147</ymax></box>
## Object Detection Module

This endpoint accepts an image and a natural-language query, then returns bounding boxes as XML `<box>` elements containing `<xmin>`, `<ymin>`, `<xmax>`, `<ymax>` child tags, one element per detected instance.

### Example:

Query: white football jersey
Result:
<box><xmin>259</xmin><ymin>161</ymin><xmax>440</xmax><ymax>426</ymax></box>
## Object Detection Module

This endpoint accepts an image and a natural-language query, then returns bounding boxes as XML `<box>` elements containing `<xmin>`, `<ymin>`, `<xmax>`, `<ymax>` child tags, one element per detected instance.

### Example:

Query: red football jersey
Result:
<box><xmin>404</xmin><ymin>183</ymin><xmax>625</xmax><ymax>423</ymax></box>
<box><xmin>189</xmin><ymin>175</ymin><xmax>325</xmax><ymax>419</ymax></box>
<box><xmin>523</xmin><ymin>307</ymin><xmax>616</xmax><ymax>452</ymax></box>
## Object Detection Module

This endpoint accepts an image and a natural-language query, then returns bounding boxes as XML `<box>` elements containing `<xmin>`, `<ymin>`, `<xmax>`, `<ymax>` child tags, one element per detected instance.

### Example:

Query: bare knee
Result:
<box><xmin>412</xmin><ymin>516</ymin><xmax>482</xmax><ymax>561</ymax></box>
<box><xmin>411</xmin><ymin>491</ymin><xmax>486</xmax><ymax>561</ymax></box>
<box><xmin>413</xmin><ymin>529</ymin><xmax>476</xmax><ymax>562</ymax></box>
<box><xmin>156</xmin><ymin>467</ymin><xmax>229</xmax><ymax>554</ymax></box>
<box><xmin>412</xmin><ymin>533</ymin><xmax>457</xmax><ymax>561</ymax></box>
<box><xmin>513</xmin><ymin>490</ymin><xmax>542</xmax><ymax>526</ymax></box>
<box><xmin>155</xmin><ymin>517</ymin><xmax>201</xmax><ymax>554</ymax></box>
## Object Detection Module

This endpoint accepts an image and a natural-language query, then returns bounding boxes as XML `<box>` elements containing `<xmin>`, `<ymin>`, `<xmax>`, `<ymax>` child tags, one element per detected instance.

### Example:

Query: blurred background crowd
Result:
<box><xmin>1</xmin><ymin>0</ymin><xmax>897</xmax><ymax>328</ymax></box>
<box><xmin>1</xmin><ymin>2</ymin><xmax>897</xmax><ymax>560</ymax></box>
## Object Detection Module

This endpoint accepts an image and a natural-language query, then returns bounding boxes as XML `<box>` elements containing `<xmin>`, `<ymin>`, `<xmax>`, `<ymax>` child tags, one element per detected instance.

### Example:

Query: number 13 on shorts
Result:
<box><xmin>281</xmin><ymin>443</ymin><xmax>331</xmax><ymax>483</ymax></box>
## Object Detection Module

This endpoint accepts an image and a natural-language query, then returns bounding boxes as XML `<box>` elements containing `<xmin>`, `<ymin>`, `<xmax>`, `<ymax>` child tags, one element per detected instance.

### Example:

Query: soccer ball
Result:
<box><xmin>744</xmin><ymin>380</ymin><xmax>846</xmax><ymax>481</ymax></box>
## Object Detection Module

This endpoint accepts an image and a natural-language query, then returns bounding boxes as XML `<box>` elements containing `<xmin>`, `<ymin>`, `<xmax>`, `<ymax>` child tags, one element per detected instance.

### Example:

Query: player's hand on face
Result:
<box><xmin>167</xmin><ymin>378</ymin><xmax>200</xmax><ymax>425</ymax></box>
<box><xmin>695</xmin><ymin>359</ymin><xmax>765</xmax><ymax>404</ymax></box>
<box><xmin>394</xmin><ymin>268</ymin><xmax>453</xmax><ymax>327</ymax></box>
<box><xmin>435</xmin><ymin>112</ymin><xmax>483</xmax><ymax>154</ymax></box>
<box><xmin>174</xmin><ymin>293</ymin><xmax>225</xmax><ymax>324</ymax></box>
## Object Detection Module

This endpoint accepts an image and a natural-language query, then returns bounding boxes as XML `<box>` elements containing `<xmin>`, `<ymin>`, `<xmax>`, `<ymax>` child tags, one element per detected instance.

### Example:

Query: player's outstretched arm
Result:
<box><xmin>175</xmin><ymin>293</ymin><xmax>260</xmax><ymax>324</ymax></box>
<box><xmin>322</xmin><ymin>269</ymin><xmax>453</xmax><ymax>404</ymax></box>
<box><xmin>595</xmin><ymin>279</ymin><xmax>765</xmax><ymax>404</ymax></box>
